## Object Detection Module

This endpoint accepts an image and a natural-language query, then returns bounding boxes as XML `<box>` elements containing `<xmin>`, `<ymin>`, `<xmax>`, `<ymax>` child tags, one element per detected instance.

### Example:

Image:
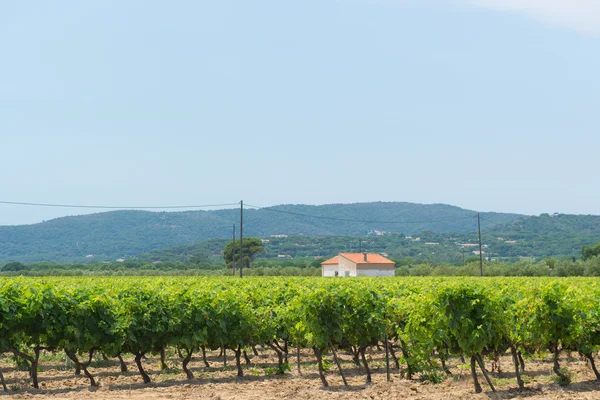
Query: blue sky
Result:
<box><xmin>1</xmin><ymin>0</ymin><xmax>599</xmax><ymax>225</ymax></box>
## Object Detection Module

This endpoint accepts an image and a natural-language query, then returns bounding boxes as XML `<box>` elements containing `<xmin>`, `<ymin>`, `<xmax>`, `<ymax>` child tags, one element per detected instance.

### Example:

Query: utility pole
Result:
<box><xmin>232</xmin><ymin>223</ymin><xmax>236</xmax><ymax>276</ymax></box>
<box><xmin>477</xmin><ymin>212</ymin><xmax>483</xmax><ymax>276</ymax></box>
<box><xmin>239</xmin><ymin>200</ymin><xmax>243</xmax><ymax>278</ymax></box>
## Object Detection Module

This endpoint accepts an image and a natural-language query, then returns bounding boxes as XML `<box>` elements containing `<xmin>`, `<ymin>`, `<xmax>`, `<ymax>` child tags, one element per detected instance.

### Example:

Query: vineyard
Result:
<box><xmin>0</xmin><ymin>277</ymin><xmax>599</xmax><ymax>397</ymax></box>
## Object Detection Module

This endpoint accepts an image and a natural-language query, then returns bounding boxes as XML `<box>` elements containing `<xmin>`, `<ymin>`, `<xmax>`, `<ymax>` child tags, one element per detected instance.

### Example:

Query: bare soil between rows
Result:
<box><xmin>1</xmin><ymin>347</ymin><xmax>599</xmax><ymax>399</ymax></box>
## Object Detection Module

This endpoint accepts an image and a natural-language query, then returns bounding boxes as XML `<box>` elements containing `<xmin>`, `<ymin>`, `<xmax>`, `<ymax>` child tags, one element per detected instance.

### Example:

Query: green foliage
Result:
<box><xmin>550</xmin><ymin>368</ymin><xmax>572</xmax><ymax>386</ymax></box>
<box><xmin>119</xmin><ymin>283</ymin><xmax>175</xmax><ymax>357</ymax></box>
<box><xmin>517</xmin><ymin>282</ymin><xmax>584</xmax><ymax>352</ymax></box>
<box><xmin>0</xmin><ymin>276</ymin><xmax>598</xmax><ymax>390</ymax></box>
<box><xmin>223</xmin><ymin>238</ymin><xmax>264</xmax><ymax>269</ymax></box>
<box><xmin>265</xmin><ymin>363</ymin><xmax>291</xmax><ymax>375</ymax></box>
<box><xmin>434</xmin><ymin>284</ymin><xmax>503</xmax><ymax>356</ymax></box>
<box><xmin>582</xmin><ymin>242</ymin><xmax>600</xmax><ymax>261</ymax></box>
<box><xmin>320</xmin><ymin>358</ymin><xmax>332</xmax><ymax>372</ymax></box>
<box><xmin>42</xmin><ymin>285</ymin><xmax>124</xmax><ymax>359</ymax></box>
<box><xmin>420</xmin><ymin>370</ymin><xmax>446</xmax><ymax>384</ymax></box>
<box><xmin>1</xmin><ymin>262</ymin><xmax>26</xmax><ymax>271</ymax></box>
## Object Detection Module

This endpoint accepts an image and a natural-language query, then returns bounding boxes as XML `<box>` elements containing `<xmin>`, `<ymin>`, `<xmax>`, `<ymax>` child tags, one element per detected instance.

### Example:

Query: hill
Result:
<box><xmin>138</xmin><ymin>214</ymin><xmax>600</xmax><ymax>264</ymax></box>
<box><xmin>483</xmin><ymin>213</ymin><xmax>600</xmax><ymax>258</ymax></box>
<box><xmin>0</xmin><ymin>202</ymin><xmax>522</xmax><ymax>263</ymax></box>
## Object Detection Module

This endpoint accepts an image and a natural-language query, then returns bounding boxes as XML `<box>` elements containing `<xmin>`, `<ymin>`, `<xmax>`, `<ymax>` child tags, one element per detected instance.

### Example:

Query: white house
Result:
<box><xmin>321</xmin><ymin>252</ymin><xmax>395</xmax><ymax>277</ymax></box>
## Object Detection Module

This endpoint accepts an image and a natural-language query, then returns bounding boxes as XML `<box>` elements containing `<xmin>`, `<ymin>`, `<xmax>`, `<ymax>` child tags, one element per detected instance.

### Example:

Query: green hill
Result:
<box><xmin>0</xmin><ymin>202</ymin><xmax>522</xmax><ymax>263</ymax></box>
<box><xmin>137</xmin><ymin>214</ymin><xmax>600</xmax><ymax>264</ymax></box>
<box><xmin>482</xmin><ymin>213</ymin><xmax>600</xmax><ymax>259</ymax></box>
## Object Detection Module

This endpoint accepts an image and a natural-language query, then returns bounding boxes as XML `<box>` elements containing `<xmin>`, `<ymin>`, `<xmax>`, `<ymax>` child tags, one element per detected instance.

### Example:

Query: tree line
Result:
<box><xmin>3</xmin><ymin>239</ymin><xmax>600</xmax><ymax>277</ymax></box>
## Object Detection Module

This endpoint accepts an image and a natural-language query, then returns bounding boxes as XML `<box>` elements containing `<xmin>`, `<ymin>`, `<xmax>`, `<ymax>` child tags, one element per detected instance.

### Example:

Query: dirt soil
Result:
<box><xmin>1</xmin><ymin>347</ymin><xmax>599</xmax><ymax>399</ymax></box>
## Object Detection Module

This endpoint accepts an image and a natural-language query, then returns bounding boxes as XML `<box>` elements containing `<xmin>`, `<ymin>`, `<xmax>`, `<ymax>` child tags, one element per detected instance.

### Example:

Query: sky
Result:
<box><xmin>1</xmin><ymin>0</ymin><xmax>599</xmax><ymax>226</ymax></box>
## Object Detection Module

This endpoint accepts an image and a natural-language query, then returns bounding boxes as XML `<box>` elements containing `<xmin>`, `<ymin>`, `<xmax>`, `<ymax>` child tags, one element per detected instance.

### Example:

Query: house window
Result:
<box><xmin>334</xmin><ymin>271</ymin><xmax>339</xmax><ymax>277</ymax></box>
<box><xmin>344</xmin><ymin>271</ymin><xmax>350</xmax><ymax>277</ymax></box>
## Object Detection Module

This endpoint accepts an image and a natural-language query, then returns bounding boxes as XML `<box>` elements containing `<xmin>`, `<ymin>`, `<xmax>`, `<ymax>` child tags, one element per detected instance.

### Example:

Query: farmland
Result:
<box><xmin>0</xmin><ymin>276</ymin><xmax>600</xmax><ymax>398</ymax></box>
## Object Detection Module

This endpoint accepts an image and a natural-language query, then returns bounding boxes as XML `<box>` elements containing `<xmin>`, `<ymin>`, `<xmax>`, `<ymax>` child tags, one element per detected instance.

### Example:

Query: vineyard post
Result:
<box><xmin>240</xmin><ymin>200</ymin><xmax>243</xmax><ymax>278</ymax></box>
<box><xmin>478</xmin><ymin>212</ymin><xmax>483</xmax><ymax>276</ymax></box>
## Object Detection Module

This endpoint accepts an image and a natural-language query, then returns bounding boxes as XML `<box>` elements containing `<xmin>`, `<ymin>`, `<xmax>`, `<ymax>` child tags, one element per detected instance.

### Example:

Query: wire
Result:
<box><xmin>0</xmin><ymin>199</ymin><xmax>479</xmax><ymax>224</ymax></box>
<box><xmin>245</xmin><ymin>204</ymin><xmax>478</xmax><ymax>225</ymax></box>
<box><xmin>0</xmin><ymin>200</ymin><xmax>240</xmax><ymax>210</ymax></box>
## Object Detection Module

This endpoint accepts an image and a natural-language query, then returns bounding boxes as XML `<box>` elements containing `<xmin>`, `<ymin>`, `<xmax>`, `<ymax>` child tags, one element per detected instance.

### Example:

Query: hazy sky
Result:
<box><xmin>1</xmin><ymin>0</ymin><xmax>599</xmax><ymax>226</ymax></box>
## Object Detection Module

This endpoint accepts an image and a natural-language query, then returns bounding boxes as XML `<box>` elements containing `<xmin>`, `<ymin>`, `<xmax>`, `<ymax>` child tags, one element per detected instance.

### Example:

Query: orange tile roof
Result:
<box><xmin>321</xmin><ymin>256</ymin><xmax>339</xmax><ymax>265</ymax></box>
<box><xmin>339</xmin><ymin>253</ymin><xmax>395</xmax><ymax>264</ymax></box>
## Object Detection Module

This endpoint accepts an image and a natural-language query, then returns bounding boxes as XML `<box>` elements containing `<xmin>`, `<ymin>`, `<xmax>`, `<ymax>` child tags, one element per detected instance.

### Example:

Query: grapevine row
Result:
<box><xmin>0</xmin><ymin>277</ymin><xmax>598</xmax><ymax>393</ymax></box>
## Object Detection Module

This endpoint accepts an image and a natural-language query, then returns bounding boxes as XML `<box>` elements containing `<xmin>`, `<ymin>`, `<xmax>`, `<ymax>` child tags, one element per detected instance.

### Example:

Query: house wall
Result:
<box><xmin>338</xmin><ymin>256</ymin><xmax>357</xmax><ymax>277</ymax></box>
<box><xmin>356</xmin><ymin>265</ymin><xmax>395</xmax><ymax>277</ymax></box>
<box><xmin>324</xmin><ymin>257</ymin><xmax>396</xmax><ymax>277</ymax></box>
<box><xmin>322</xmin><ymin>265</ymin><xmax>338</xmax><ymax>277</ymax></box>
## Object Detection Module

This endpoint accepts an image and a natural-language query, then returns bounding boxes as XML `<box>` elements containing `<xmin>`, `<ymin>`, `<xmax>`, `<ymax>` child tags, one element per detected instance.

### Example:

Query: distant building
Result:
<box><xmin>321</xmin><ymin>252</ymin><xmax>395</xmax><ymax>277</ymax></box>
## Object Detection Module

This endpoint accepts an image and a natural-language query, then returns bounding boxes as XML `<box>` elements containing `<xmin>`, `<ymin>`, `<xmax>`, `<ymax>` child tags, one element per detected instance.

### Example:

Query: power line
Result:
<box><xmin>1</xmin><ymin>198</ymin><xmax>479</xmax><ymax>225</ymax></box>
<box><xmin>245</xmin><ymin>204</ymin><xmax>478</xmax><ymax>225</ymax></box>
<box><xmin>0</xmin><ymin>200</ymin><xmax>240</xmax><ymax>210</ymax></box>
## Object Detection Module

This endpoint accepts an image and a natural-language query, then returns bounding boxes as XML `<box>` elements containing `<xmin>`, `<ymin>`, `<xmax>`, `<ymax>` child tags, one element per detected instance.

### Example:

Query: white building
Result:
<box><xmin>321</xmin><ymin>252</ymin><xmax>395</xmax><ymax>277</ymax></box>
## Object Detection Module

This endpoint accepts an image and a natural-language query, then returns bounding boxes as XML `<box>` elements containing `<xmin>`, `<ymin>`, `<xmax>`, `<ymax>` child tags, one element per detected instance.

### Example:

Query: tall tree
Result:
<box><xmin>223</xmin><ymin>238</ymin><xmax>264</xmax><ymax>269</ymax></box>
<box><xmin>582</xmin><ymin>242</ymin><xmax>600</xmax><ymax>261</ymax></box>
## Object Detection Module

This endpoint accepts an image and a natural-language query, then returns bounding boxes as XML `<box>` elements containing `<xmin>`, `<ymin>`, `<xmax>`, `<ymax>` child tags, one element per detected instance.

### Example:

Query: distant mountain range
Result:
<box><xmin>0</xmin><ymin>202</ymin><xmax>597</xmax><ymax>263</ymax></box>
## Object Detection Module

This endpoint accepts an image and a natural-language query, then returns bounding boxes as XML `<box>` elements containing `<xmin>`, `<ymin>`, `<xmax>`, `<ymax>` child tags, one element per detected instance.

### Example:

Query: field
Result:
<box><xmin>0</xmin><ymin>276</ymin><xmax>599</xmax><ymax>399</ymax></box>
